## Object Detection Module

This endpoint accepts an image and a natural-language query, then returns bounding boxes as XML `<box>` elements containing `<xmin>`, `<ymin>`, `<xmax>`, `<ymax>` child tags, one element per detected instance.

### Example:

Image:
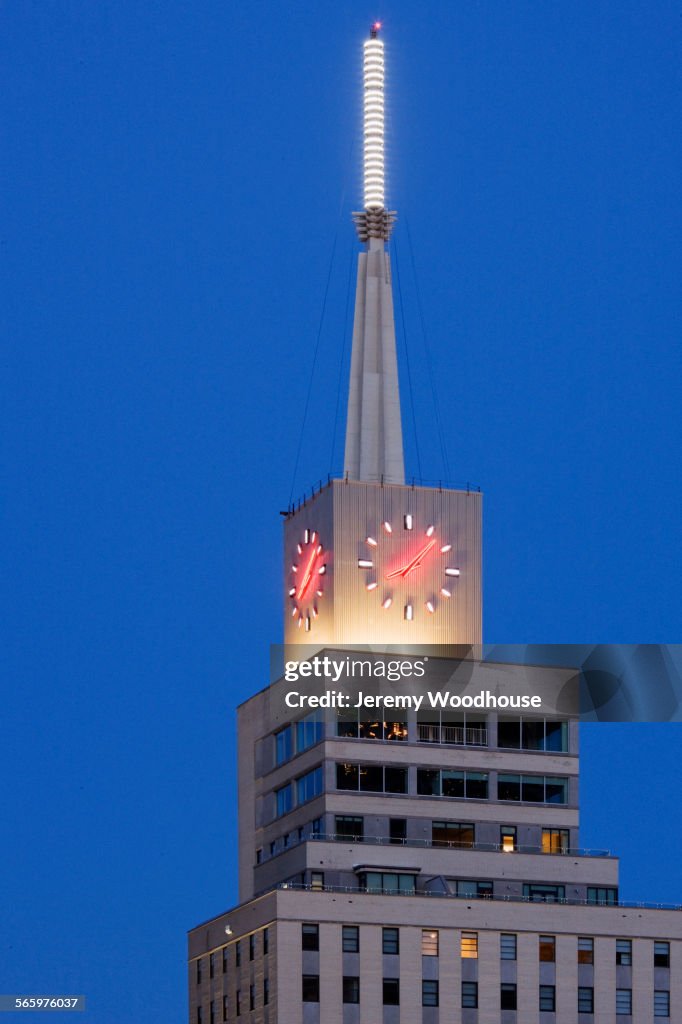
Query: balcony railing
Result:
<box><xmin>274</xmin><ymin>880</ymin><xmax>681</xmax><ymax>912</ymax></box>
<box><xmin>308</xmin><ymin>833</ymin><xmax>611</xmax><ymax>857</ymax></box>
<box><xmin>417</xmin><ymin>723</ymin><xmax>488</xmax><ymax>746</ymax></box>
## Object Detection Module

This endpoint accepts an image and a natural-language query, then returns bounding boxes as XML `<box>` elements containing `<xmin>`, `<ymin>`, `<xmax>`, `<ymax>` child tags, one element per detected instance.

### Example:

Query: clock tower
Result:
<box><xmin>283</xmin><ymin>25</ymin><xmax>482</xmax><ymax>646</ymax></box>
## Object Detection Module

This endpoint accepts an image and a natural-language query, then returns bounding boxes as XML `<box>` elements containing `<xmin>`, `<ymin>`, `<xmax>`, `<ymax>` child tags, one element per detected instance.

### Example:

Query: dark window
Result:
<box><xmin>498</xmin><ymin>773</ymin><xmax>521</xmax><ymax>800</ymax></box>
<box><xmin>578</xmin><ymin>937</ymin><xmax>594</xmax><ymax>964</ymax></box>
<box><xmin>275</xmin><ymin>726</ymin><xmax>292</xmax><ymax>764</ymax></box>
<box><xmin>337</xmin><ymin>763</ymin><xmax>359</xmax><ymax>790</ymax></box>
<box><xmin>337</xmin><ymin>718</ymin><xmax>359</xmax><ymax>738</ymax></box>
<box><xmin>498</xmin><ymin>717</ymin><xmax>568</xmax><ymax>751</ymax></box>
<box><xmin>453</xmin><ymin>879</ymin><xmax>493</xmax><ymax>899</ymax></box>
<box><xmin>360</xmin><ymin>764</ymin><xmax>384</xmax><ymax>791</ymax></box>
<box><xmin>342</xmin><ymin>926</ymin><xmax>359</xmax><ymax>953</ymax></box>
<box><xmin>256</xmin><ymin>847</ymin><xmax>262</xmax><ymax>864</ymax></box>
<box><xmin>417</xmin><ymin>768</ymin><xmax>440</xmax><ymax>795</ymax></box>
<box><xmin>235</xmin><ymin>942</ymin><xmax>241</xmax><ymax>967</ymax></box>
<box><xmin>462</xmin><ymin>981</ymin><xmax>478</xmax><ymax>1008</ymax></box>
<box><xmin>209</xmin><ymin>953</ymin><xmax>215</xmax><ymax>979</ymax></box>
<box><xmin>222</xmin><ymin>947</ymin><xmax>228</xmax><ymax>973</ymax></box>
<box><xmin>335</xmin><ymin>815</ymin><xmax>363</xmax><ymax>841</ymax></box>
<box><xmin>418</xmin><ymin>769</ymin><xmax>488</xmax><ymax>799</ymax></box>
<box><xmin>422</xmin><ymin>980</ymin><xmax>439</xmax><ymax>1007</ymax></box>
<box><xmin>343</xmin><ymin>977</ymin><xmax>360</xmax><ymax>1004</ymax></box>
<box><xmin>222</xmin><ymin>995</ymin><xmax>228</xmax><ymax>1022</ymax></box>
<box><xmin>276</xmin><ymin>783</ymin><xmax>292</xmax><ymax>817</ymax></box>
<box><xmin>249</xmin><ymin>985</ymin><xmax>255</xmax><ymax>1012</ymax></box>
<box><xmin>524</xmin><ymin>883</ymin><xmax>565</xmax><ymax>903</ymax></box>
<box><xmin>249</xmin><ymin>935</ymin><xmax>255</xmax><ymax>961</ymax></box>
<box><xmin>432</xmin><ymin>820</ymin><xmax>474</xmax><ymax>848</ymax></box>
<box><xmin>263</xmin><ymin>928</ymin><xmax>269</xmax><ymax>955</ymax></box>
<box><xmin>578</xmin><ymin>987</ymin><xmax>594</xmax><ymax>1013</ymax></box>
<box><xmin>384</xmin><ymin>766</ymin><xmax>408</xmax><ymax>793</ymax></box>
<box><xmin>616</xmin><ymin>939</ymin><xmax>632</xmax><ymax>966</ymax></box>
<box><xmin>389</xmin><ymin>818</ymin><xmax>406</xmax><ymax>844</ymax></box>
<box><xmin>235</xmin><ymin>990</ymin><xmax>241</xmax><ymax>1017</ymax></box>
<box><xmin>540</xmin><ymin>985</ymin><xmax>556</xmax><ymax>1012</ymax></box>
<box><xmin>311</xmin><ymin>817</ymin><xmax>323</xmax><ymax>836</ymax></box>
<box><xmin>500</xmin><ymin>933</ymin><xmax>517</xmax><ymax>960</ymax></box>
<box><xmin>655</xmin><ymin>941</ymin><xmax>670</xmax><ymax>968</ymax></box>
<box><xmin>499</xmin><ymin>774</ymin><xmax>567</xmax><ymax>804</ymax></box>
<box><xmin>382</xmin><ymin>927</ymin><xmax>399</xmax><ymax>954</ymax></box>
<box><xmin>501</xmin><ymin>984</ymin><xmax>517</xmax><ymax>1010</ymax></box>
<box><xmin>362</xmin><ymin>871</ymin><xmax>416</xmax><ymax>895</ymax></box>
<box><xmin>654</xmin><ymin>990</ymin><xmax>670</xmax><ymax>1018</ymax></box>
<box><xmin>196</xmin><ymin>958</ymin><xmax>202</xmax><ymax>984</ymax></box>
<box><xmin>498</xmin><ymin>719</ymin><xmax>521</xmax><ymax>747</ymax></box>
<box><xmin>539</xmin><ymin>935</ymin><xmax>556</xmax><ymax>962</ymax></box>
<box><xmin>587</xmin><ymin>886</ymin><xmax>618</xmax><ymax>905</ymax></box>
<box><xmin>383</xmin><ymin>979</ymin><xmax>400</xmax><ymax>1005</ymax></box>
<box><xmin>297</xmin><ymin>766</ymin><xmax>323</xmax><ymax>804</ymax></box>
<box><xmin>297</xmin><ymin>713</ymin><xmax>323</xmax><ymax>752</ymax></box>
<box><xmin>302</xmin><ymin>923</ymin><xmax>319</xmax><ymax>951</ymax></box>
<box><xmin>263</xmin><ymin>979</ymin><xmax>269</xmax><ymax>1006</ymax></box>
<box><xmin>197</xmin><ymin>1008</ymin><xmax>202</xmax><ymax>1024</ymax></box>
<box><xmin>302</xmin><ymin>976</ymin><xmax>320</xmax><ymax>1003</ymax></box>
<box><xmin>616</xmin><ymin>989</ymin><xmax>632</xmax><ymax>1015</ymax></box>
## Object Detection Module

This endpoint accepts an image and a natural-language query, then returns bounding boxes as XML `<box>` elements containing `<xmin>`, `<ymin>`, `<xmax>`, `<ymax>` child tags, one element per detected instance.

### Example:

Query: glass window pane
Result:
<box><xmin>545</xmin><ymin>720</ymin><xmax>568</xmax><ymax>751</ymax></box>
<box><xmin>545</xmin><ymin>777</ymin><xmax>568</xmax><ymax>804</ymax></box>
<box><xmin>500</xmin><ymin>934</ymin><xmax>517</xmax><ymax>960</ymax></box>
<box><xmin>522</xmin><ymin>719</ymin><xmax>545</xmax><ymax>750</ymax></box>
<box><xmin>336</xmin><ymin>763</ymin><xmax>358</xmax><ymax>790</ymax></box>
<box><xmin>359</xmin><ymin>764</ymin><xmax>383</xmax><ymax>792</ymax></box>
<box><xmin>522</xmin><ymin>775</ymin><xmax>545</xmax><ymax>802</ymax></box>
<box><xmin>385</xmin><ymin>767</ymin><xmax>407</xmax><ymax>793</ymax></box>
<box><xmin>466</xmin><ymin>772</ymin><xmax>488</xmax><ymax>799</ymax></box>
<box><xmin>442</xmin><ymin>770</ymin><xmax>464</xmax><ymax>797</ymax></box>
<box><xmin>578</xmin><ymin>987</ymin><xmax>594</xmax><ymax>1013</ymax></box>
<box><xmin>498</xmin><ymin>719</ymin><xmax>521</xmax><ymax>748</ymax></box>
<box><xmin>342</xmin><ymin>976</ymin><xmax>360</xmax><ymax>1004</ymax></box>
<box><xmin>498</xmin><ymin>774</ymin><xmax>520</xmax><ymax>801</ymax></box>
<box><xmin>417</xmin><ymin>769</ymin><xmax>440</xmax><ymax>796</ymax></box>
<box><xmin>342</xmin><ymin>926</ymin><xmax>359</xmax><ymax>953</ymax></box>
<box><xmin>382</xmin><ymin>928</ymin><xmax>399</xmax><ymax>955</ymax></box>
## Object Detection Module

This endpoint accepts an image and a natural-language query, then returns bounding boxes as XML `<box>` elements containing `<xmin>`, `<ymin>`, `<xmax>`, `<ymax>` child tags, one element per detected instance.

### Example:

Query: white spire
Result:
<box><xmin>344</xmin><ymin>24</ymin><xmax>404</xmax><ymax>485</ymax></box>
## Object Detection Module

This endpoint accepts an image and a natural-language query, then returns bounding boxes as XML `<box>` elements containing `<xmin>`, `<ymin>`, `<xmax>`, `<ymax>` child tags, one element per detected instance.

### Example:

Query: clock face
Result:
<box><xmin>358</xmin><ymin>515</ymin><xmax>459</xmax><ymax>620</ymax></box>
<box><xmin>289</xmin><ymin>528</ymin><xmax>327</xmax><ymax>631</ymax></box>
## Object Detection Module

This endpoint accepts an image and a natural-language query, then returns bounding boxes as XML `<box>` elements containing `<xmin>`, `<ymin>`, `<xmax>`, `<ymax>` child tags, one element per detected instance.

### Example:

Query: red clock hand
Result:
<box><xmin>385</xmin><ymin>538</ymin><xmax>436</xmax><ymax>580</ymax></box>
<box><xmin>296</xmin><ymin>547</ymin><xmax>318</xmax><ymax>600</ymax></box>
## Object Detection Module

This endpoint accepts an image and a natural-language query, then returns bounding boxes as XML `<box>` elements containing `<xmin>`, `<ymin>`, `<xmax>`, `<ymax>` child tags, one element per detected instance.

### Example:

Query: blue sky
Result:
<box><xmin>2</xmin><ymin>3</ymin><xmax>681</xmax><ymax>1021</ymax></box>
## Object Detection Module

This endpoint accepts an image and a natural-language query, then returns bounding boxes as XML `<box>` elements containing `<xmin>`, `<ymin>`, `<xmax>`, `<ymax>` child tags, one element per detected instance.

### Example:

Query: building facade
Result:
<box><xmin>188</xmin><ymin>25</ymin><xmax>682</xmax><ymax>1024</ymax></box>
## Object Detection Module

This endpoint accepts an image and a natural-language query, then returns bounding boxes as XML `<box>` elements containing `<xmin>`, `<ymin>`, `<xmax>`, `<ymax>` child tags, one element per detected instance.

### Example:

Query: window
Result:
<box><xmin>335</xmin><ymin>815</ymin><xmax>363</xmax><ymax>841</ymax></box>
<box><xmin>382</xmin><ymin>927</ymin><xmax>399</xmax><ymax>954</ymax></box>
<box><xmin>655</xmin><ymin>941</ymin><xmax>670</xmax><ymax>968</ymax></box>
<box><xmin>451</xmin><ymin>879</ymin><xmax>493</xmax><ymax>899</ymax></box>
<box><xmin>197</xmin><ymin>1008</ymin><xmax>202</xmax><ymax>1024</ymax></box>
<box><xmin>501</xmin><ymin>984</ymin><xmax>517</xmax><ymax>1010</ymax></box>
<box><xmin>336</xmin><ymin>762</ymin><xmax>407</xmax><ymax>794</ymax></box>
<box><xmin>500</xmin><ymin>933</ymin><xmax>517</xmax><ymax>960</ymax></box>
<box><xmin>297</xmin><ymin>712</ymin><xmax>323</xmax><ymax>752</ymax></box>
<box><xmin>343</xmin><ymin>977</ymin><xmax>360</xmax><ymax>1004</ymax></box>
<box><xmin>263</xmin><ymin>979</ymin><xmax>269</xmax><ymax>1006</ymax></box>
<box><xmin>654</xmin><ymin>991</ymin><xmax>670</xmax><ymax>1017</ymax></box>
<box><xmin>302</xmin><ymin>924</ymin><xmax>319</xmax><ymax>951</ymax></box>
<box><xmin>249</xmin><ymin>934</ymin><xmax>255</xmax><ymax>961</ymax></box>
<box><xmin>542</xmin><ymin>828</ymin><xmax>570</xmax><ymax>853</ymax></box>
<box><xmin>616</xmin><ymin>988</ymin><xmax>632</xmax><ymax>1015</ymax></box>
<box><xmin>616</xmin><ymin>939</ymin><xmax>632</xmax><ymax>966</ymax></box>
<box><xmin>587</xmin><ymin>886</ymin><xmax>618</xmax><ymax>905</ymax></box>
<box><xmin>462</xmin><ymin>981</ymin><xmax>478</xmax><ymax>1008</ymax></box>
<box><xmin>275</xmin><ymin>725</ymin><xmax>292</xmax><ymax>765</ymax></box>
<box><xmin>422</xmin><ymin>980</ymin><xmax>439</xmax><ymax>1007</ymax></box>
<box><xmin>498</xmin><ymin>773</ymin><xmax>568</xmax><ymax>804</ymax></box>
<box><xmin>578</xmin><ymin>987</ymin><xmax>594</xmax><ymax>1013</ymax></box>
<box><xmin>209</xmin><ymin>1002</ymin><xmax>215</xmax><ymax>1024</ymax></box>
<box><xmin>196</xmin><ymin>959</ymin><xmax>202</xmax><ymax>984</ymax></box>
<box><xmin>342</xmin><ymin>926</ymin><xmax>359</xmax><ymax>953</ymax></box>
<box><xmin>497</xmin><ymin>717</ymin><xmax>568</xmax><ymax>751</ymax></box>
<box><xmin>361</xmin><ymin>871</ymin><xmax>416</xmax><ymax>895</ymax></box>
<box><xmin>524</xmin><ymin>883</ymin><xmax>565</xmax><ymax>903</ymax></box>
<box><xmin>256</xmin><ymin>847</ymin><xmax>262</xmax><ymax>864</ymax></box>
<box><xmin>263</xmin><ymin>927</ymin><xmax>269</xmax><ymax>955</ymax></box>
<box><xmin>418</xmin><ymin>716</ymin><xmax>487</xmax><ymax>746</ymax></box>
<box><xmin>222</xmin><ymin>946</ymin><xmax>228</xmax><ymax>973</ymax></box>
<box><xmin>297</xmin><ymin>766</ymin><xmax>323</xmax><ymax>804</ymax></box>
<box><xmin>269</xmin><ymin>840</ymin><xmax>276</xmax><ymax>856</ymax></box>
<box><xmin>383</xmin><ymin>979</ymin><xmax>400</xmax><ymax>1005</ymax></box>
<box><xmin>389</xmin><ymin>818</ymin><xmax>406</xmax><ymax>844</ymax></box>
<box><xmin>540</xmin><ymin>985</ymin><xmax>556</xmax><ymax>1012</ymax></box>
<box><xmin>338</xmin><ymin>718</ymin><xmax>407</xmax><ymax>740</ymax></box>
<box><xmin>578</xmin><ymin>937</ymin><xmax>594</xmax><ymax>964</ymax></box>
<box><xmin>432</xmin><ymin>820</ymin><xmax>474</xmax><ymax>848</ymax></box>
<box><xmin>461</xmin><ymin>932</ymin><xmax>478</xmax><ymax>958</ymax></box>
<box><xmin>249</xmin><ymin>985</ymin><xmax>255</xmax><ymax>1012</ymax></box>
<box><xmin>275</xmin><ymin>783</ymin><xmax>292</xmax><ymax>817</ymax></box>
<box><xmin>222</xmin><ymin>995</ymin><xmax>228</xmax><ymax>1022</ymax></box>
<box><xmin>421</xmin><ymin>929</ymin><xmax>439</xmax><ymax>956</ymax></box>
<box><xmin>310</xmin><ymin>871</ymin><xmax>324</xmax><ymax>890</ymax></box>
<box><xmin>235</xmin><ymin>990</ymin><xmax>241</xmax><ymax>1017</ymax></box>
<box><xmin>501</xmin><ymin>825</ymin><xmax>517</xmax><ymax>851</ymax></box>
<box><xmin>235</xmin><ymin>942</ymin><xmax>241</xmax><ymax>967</ymax></box>
<box><xmin>209</xmin><ymin>952</ymin><xmax>215</xmax><ymax>978</ymax></box>
<box><xmin>418</xmin><ymin>768</ymin><xmax>488</xmax><ymax>799</ymax></box>
<box><xmin>539</xmin><ymin>935</ymin><xmax>556</xmax><ymax>963</ymax></box>
<box><xmin>302</xmin><ymin>976</ymin><xmax>320</xmax><ymax>1002</ymax></box>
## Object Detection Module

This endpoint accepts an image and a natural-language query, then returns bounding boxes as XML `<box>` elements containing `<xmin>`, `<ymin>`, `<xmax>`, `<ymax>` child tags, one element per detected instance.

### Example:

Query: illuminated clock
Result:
<box><xmin>289</xmin><ymin>528</ymin><xmax>327</xmax><ymax>631</ymax></box>
<box><xmin>357</xmin><ymin>516</ymin><xmax>459</xmax><ymax>620</ymax></box>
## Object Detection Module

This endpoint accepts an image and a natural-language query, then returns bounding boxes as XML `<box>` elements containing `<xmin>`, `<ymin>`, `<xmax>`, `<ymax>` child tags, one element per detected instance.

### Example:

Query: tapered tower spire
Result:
<box><xmin>344</xmin><ymin>24</ymin><xmax>405</xmax><ymax>485</ymax></box>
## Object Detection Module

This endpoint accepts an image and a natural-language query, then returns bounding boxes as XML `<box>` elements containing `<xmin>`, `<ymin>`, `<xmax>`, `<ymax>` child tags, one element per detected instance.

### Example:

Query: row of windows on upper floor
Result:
<box><xmin>195</xmin><ymin>928</ymin><xmax>270</xmax><ymax>985</ymax></box>
<box><xmin>274</xmin><ymin>715</ymin><xmax>569</xmax><ymax>766</ymax></box>
<box><xmin>273</xmin><ymin>763</ymin><xmax>571</xmax><ymax>818</ymax></box>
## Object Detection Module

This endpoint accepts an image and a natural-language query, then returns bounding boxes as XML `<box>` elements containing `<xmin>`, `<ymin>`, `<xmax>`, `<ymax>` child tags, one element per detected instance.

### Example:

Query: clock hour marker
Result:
<box><xmin>445</xmin><ymin>567</ymin><xmax>460</xmax><ymax>577</ymax></box>
<box><xmin>366</xmin><ymin>536</ymin><xmax>377</xmax><ymax>546</ymax></box>
<box><xmin>382</xmin><ymin>597</ymin><xmax>392</xmax><ymax>609</ymax></box>
<box><xmin>291</xmin><ymin>564</ymin><xmax>298</xmax><ymax>571</ymax></box>
<box><xmin>304</xmin><ymin>529</ymin><xmax>310</xmax><ymax>543</ymax></box>
<box><xmin>426</xmin><ymin>524</ymin><xmax>434</xmax><ymax>537</ymax></box>
<box><xmin>425</xmin><ymin>601</ymin><xmax>435</xmax><ymax>614</ymax></box>
<box><xmin>316</xmin><ymin>589</ymin><xmax>323</xmax><ymax>597</ymax></box>
<box><xmin>441</xmin><ymin>587</ymin><xmax>451</xmax><ymax>598</ymax></box>
<box><xmin>291</xmin><ymin>606</ymin><xmax>299</xmax><ymax>616</ymax></box>
<box><xmin>297</xmin><ymin>543</ymin><xmax>303</xmax><ymax>555</ymax></box>
<box><xmin>318</xmin><ymin>564</ymin><xmax>327</xmax><ymax>575</ymax></box>
<box><xmin>382</xmin><ymin>521</ymin><xmax>392</xmax><ymax>534</ymax></box>
<box><xmin>404</xmin><ymin>514</ymin><xmax>413</xmax><ymax>530</ymax></box>
<box><xmin>289</xmin><ymin>587</ymin><xmax>296</xmax><ymax>596</ymax></box>
<box><xmin>404</xmin><ymin>603</ymin><xmax>413</xmax><ymax>620</ymax></box>
<box><xmin>440</xmin><ymin>544</ymin><xmax>451</xmax><ymax>553</ymax></box>
<box><xmin>366</xmin><ymin>581</ymin><xmax>378</xmax><ymax>591</ymax></box>
<box><xmin>358</xmin><ymin>559</ymin><xmax>373</xmax><ymax>569</ymax></box>
<box><xmin>312</xmin><ymin>607</ymin><xmax>318</xmax><ymax>618</ymax></box>
<box><xmin>305</xmin><ymin>615</ymin><xmax>311</xmax><ymax>632</ymax></box>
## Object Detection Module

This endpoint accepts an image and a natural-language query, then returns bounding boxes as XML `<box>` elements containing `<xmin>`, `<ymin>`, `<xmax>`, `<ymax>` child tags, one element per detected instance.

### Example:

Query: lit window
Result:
<box><xmin>383</xmin><ymin>979</ymin><xmax>400</xmax><ymax>1005</ymax></box>
<box><xmin>432</xmin><ymin>821</ymin><xmax>474</xmax><ymax>848</ymax></box>
<box><xmin>310</xmin><ymin>871</ymin><xmax>324</xmax><ymax>890</ymax></box>
<box><xmin>461</xmin><ymin>932</ymin><xmax>478</xmax><ymax>958</ymax></box>
<box><xmin>578</xmin><ymin>987</ymin><xmax>594</xmax><ymax>1013</ymax></box>
<box><xmin>539</xmin><ymin>985</ymin><xmax>556</xmax><ymax>1012</ymax></box>
<box><xmin>654</xmin><ymin>990</ymin><xmax>670</xmax><ymax>1018</ymax></box>
<box><xmin>302</xmin><ymin>924</ymin><xmax>319</xmax><ymax>951</ymax></box>
<box><xmin>343</xmin><ymin>977</ymin><xmax>360</xmax><ymax>1004</ymax></box>
<box><xmin>501</xmin><ymin>825</ymin><xmax>517</xmax><ymax>851</ymax></box>
<box><xmin>578</xmin><ymin>937</ymin><xmax>594</xmax><ymax>964</ymax></box>
<box><xmin>616</xmin><ymin>989</ymin><xmax>632</xmax><ymax>1015</ymax></box>
<box><xmin>302</xmin><ymin>976</ymin><xmax>319</xmax><ymax>1003</ymax></box>
<box><xmin>461</xmin><ymin>981</ymin><xmax>478</xmax><ymax>1008</ymax></box>
<box><xmin>616</xmin><ymin>939</ymin><xmax>632</xmax><ymax>966</ymax></box>
<box><xmin>655</xmin><ymin>941</ymin><xmax>670</xmax><ymax>968</ymax></box>
<box><xmin>500</xmin><ymin>933</ymin><xmax>517</xmax><ymax>960</ymax></box>
<box><xmin>539</xmin><ymin>935</ymin><xmax>556</xmax><ymax>963</ymax></box>
<box><xmin>342</xmin><ymin>926</ymin><xmax>359</xmax><ymax>953</ymax></box>
<box><xmin>382</xmin><ymin>928</ymin><xmax>399</xmax><ymax>954</ymax></box>
<box><xmin>501</xmin><ymin>984</ymin><xmax>517</xmax><ymax>1010</ymax></box>
<box><xmin>422</xmin><ymin>980</ymin><xmax>439</xmax><ymax>1007</ymax></box>
<box><xmin>421</xmin><ymin>930</ymin><xmax>439</xmax><ymax>956</ymax></box>
<box><xmin>542</xmin><ymin>828</ymin><xmax>569</xmax><ymax>853</ymax></box>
